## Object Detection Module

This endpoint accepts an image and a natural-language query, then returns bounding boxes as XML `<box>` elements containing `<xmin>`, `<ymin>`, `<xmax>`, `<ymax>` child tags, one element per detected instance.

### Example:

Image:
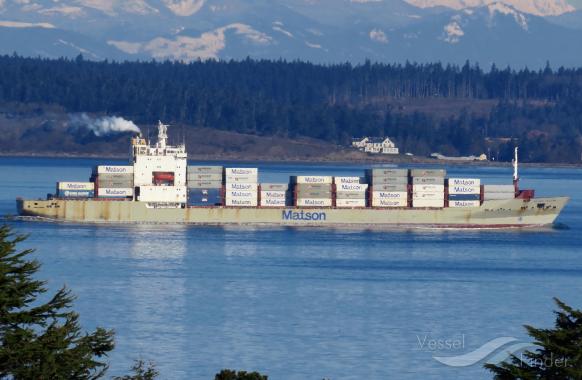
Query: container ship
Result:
<box><xmin>16</xmin><ymin>122</ymin><xmax>568</xmax><ymax>229</ymax></box>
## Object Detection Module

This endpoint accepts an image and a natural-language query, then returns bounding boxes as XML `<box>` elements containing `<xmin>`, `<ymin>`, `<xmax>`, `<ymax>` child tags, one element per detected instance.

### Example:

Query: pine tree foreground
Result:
<box><xmin>0</xmin><ymin>225</ymin><xmax>116</xmax><ymax>379</ymax></box>
<box><xmin>485</xmin><ymin>298</ymin><xmax>582</xmax><ymax>379</ymax></box>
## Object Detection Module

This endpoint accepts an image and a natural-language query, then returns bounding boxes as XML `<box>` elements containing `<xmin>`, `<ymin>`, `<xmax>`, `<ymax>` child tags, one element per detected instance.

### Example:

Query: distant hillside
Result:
<box><xmin>0</xmin><ymin>56</ymin><xmax>581</xmax><ymax>163</ymax></box>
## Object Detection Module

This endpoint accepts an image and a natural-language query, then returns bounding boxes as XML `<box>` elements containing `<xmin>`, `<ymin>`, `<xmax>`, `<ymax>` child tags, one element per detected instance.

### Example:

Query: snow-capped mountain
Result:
<box><xmin>0</xmin><ymin>0</ymin><xmax>581</xmax><ymax>67</ymax></box>
<box><xmin>404</xmin><ymin>0</ymin><xmax>575</xmax><ymax>16</ymax></box>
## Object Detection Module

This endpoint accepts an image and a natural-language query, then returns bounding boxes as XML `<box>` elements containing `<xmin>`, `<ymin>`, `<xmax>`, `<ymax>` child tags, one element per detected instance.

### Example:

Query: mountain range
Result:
<box><xmin>1</xmin><ymin>0</ymin><xmax>582</xmax><ymax>67</ymax></box>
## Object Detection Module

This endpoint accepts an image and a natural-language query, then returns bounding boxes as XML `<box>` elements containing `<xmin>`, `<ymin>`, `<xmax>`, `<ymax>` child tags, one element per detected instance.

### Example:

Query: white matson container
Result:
<box><xmin>225</xmin><ymin>198</ymin><xmax>258</xmax><ymax>207</ymax></box>
<box><xmin>58</xmin><ymin>182</ymin><xmax>95</xmax><ymax>191</ymax></box>
<box><xmin>372</xmin><ymin>198</ymin><xmax>407</xmax><ymax>207</ymax></box>
<box><xmin>336</xmin><ymin>183</ymin><xmax>368</xmax><ymax>192</ymax></box>
<box><xmin>449</xmin><ymin>178</ymin><xmax>480</xmax><ymax>187</ymax></box>
<box><xmin>225</xmin><ymin>183</ymin><xmax>257</xmax><ymax>191</ymax></box>
<box><xmin>334</xmin><ymin>177</ymin><xmax>362</xmax><ymax>184</ymax></box>
<box><xmin>372</xmin><ymin>191</ymin><xmax>407</xmax><ymax>200</ymax></box>
<box><xmin>260</xmin><ymin>198</ymin><xmax>287</xmax><ymax>207</ymax></box>
<box><xmin>225</xmin><ymin>168</ymin><xmax>258</xmax><ymax>176</ymax></box>
<box><xmin>336</xmin><ymin>199</ymin><xmax>366</xmax><ymax>208</ymax></box>
<box><xmin>412</xmin><ymin>199</ymin><xmax>445</xmax><ymax>208</ymax></box>
<box><xmin>296</xmin><ymin>198</ymin><xmax>332</xmax><ymax>207</ymax></box>
<box><xmin>449</xmin><ymin>185</ymin><xmax>481</xmax><ymax>195</ymax></box>
<box><xmin>96</xmin><ymin>165</ymin><xmax>134</xmax><ymax>174</ymax></box>
<box><xmin>225</xmin><ymin>190</ymin><xmax>258</xmax><ymax>199</ymax></box>
<box><xmin>97</xmin><ymin>188</ymin><xmax>133</xmax><ymax>197</ymax></box>
<box><xmin>293</xmin><ymin>176</ymin><xmax>333</xmax><ymax>184</ymax></box>
<box><xmin>261</xmin><ymin>191</ymin><xmax>287</xmax><ymax>199</ymax></box>
<box><xmin>449</xmin><ymin>200</ymin><xmax>481</xmax><ymax>208</ymax></box>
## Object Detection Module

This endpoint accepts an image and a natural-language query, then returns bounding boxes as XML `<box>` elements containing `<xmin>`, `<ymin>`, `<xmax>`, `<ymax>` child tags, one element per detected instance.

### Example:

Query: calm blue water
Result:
<box><xmin>1</xmin><ymin>157</ymin><xmax>582</xmax><ymax>380</ymax></box>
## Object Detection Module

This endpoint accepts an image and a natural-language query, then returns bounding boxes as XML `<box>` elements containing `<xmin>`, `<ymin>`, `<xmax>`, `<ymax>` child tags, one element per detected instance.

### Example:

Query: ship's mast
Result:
<box><xmin>157</xmin><ymin>120</ymin><xmax>168</xmax><ymax>150</ymax></box>
<box><xmin>513</xmin><ymin>146</ymin><xmax>519</xmax><ymax>193</ymax></box>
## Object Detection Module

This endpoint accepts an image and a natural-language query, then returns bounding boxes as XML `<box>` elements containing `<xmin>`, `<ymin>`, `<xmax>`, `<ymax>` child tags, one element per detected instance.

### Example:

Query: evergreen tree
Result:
<box><xmin>0</xmin><ymin>225</ymin><xmax>115</xmax><ymax>379</ymax></box>
<box><xmin>113</xmin><ymin>360</ymin><xmax>159</xmax><ymax>380</ymax></box>
<box><xmin>485</xmin><ymin>298</ymin><xmax>582</xmax><ymax>379</ymax></box>
<box><xmin>215</xmin><ymin>369</ymin><xmax>268</xmax><ymax>380</ymax></box>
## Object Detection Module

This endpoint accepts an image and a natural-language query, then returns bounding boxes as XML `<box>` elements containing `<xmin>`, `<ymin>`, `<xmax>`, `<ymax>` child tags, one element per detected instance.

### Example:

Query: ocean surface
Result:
<box><xmin>1</xmin><ymin>157</ymin><xmax>581</xmax><ymax>380</ymax></box>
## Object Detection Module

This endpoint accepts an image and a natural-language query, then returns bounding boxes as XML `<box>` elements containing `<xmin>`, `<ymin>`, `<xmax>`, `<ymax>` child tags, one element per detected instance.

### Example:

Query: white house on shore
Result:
<box><xmin>352</xmin><ymin>137</ymin><xmax>399</xmax><ymax>155</ymax></box>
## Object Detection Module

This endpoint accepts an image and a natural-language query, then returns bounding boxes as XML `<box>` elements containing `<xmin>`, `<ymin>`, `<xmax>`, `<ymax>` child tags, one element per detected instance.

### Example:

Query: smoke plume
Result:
<box><xmin>69</xmin><ymin>113</ymin><xmax>141</xmax><ymax>137</ymax></box>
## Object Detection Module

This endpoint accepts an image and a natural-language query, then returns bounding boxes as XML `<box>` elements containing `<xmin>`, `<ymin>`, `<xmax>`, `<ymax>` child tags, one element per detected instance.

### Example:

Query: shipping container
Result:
<box><xmin>225</xmin><ymin>190</ymin><xmax>258</xmax><ymax>199</ymax></box>
<box><xmin>294</xmin><ymin>183</ymin><xmax>332</xmax><ymax>191</ymax></box>
<box><xmin>448</xmin><ymin>178</ymin><xmax>480</xmax><ymax>187</ymax></box>
<box><xmin>225</xmin><ymin>183</ymin><xmax>258</xmax><ymax>191</ymax></box>
<box><xmin>260</xmin><ymin>183</ymin><xmax>289</xmax><ymax>191</ymax></box>
<box><xmin>187</xmin><ymin>180</ymin><xmax>222</xmax><ymax>188</ymax></box>
<box><xmin>57</xmin><ymin>190</ymin><xmax>95</xmax><ymax>198</ymax></box>
<box><xmin>412</xmin><ymin>177</ymin><xmax>445</xmax><ymax>185</ymax></box>
<box><xmin>336</xmin><ymin>199</ymin><xmax>366</xmax><ymax>208</ymax></box>
<box><xmin>449</xmin><ymin>185</ymin><xmax>481</xmax><ymax>195</ymax></box>
<box><xmin>188</xmin><ymin>199</ymin><xmax>223</xmax><ymax>206</ymax></box>
<box><xmin>57</xmin><ymin>182</ymin><xmax>95</xmax><ymax>191</ymax></box>
<box><xmin>334</xmin><ymin>176</ymin><xmax>363</xmax><ymax>184</ymax></box>
<box><xmin>93</xmin><ymin>173</ymin><xmax>133</xmax><ymax>180</ymax></box>
<box><xmin>225</xmin><ymin>175</ymin><xmax>258</xmax><ymax>183</ymax></box>
<box><xmin>94</xmin><ymin>181</ymin><xmax>134</xmax><ymax>189</ymax></box>
<box><xmin>188</xmin><ymin>188</ymin><xmax>221</xmax><ymax>196</ymax></box>
<box><xmin>225</xmin><ymin>198</ymin><xmax>258</xmax><ymax>207</ymax></box>
<box><xmin>296</xmin><ymin>198</ymin><xmax>332</xmax><ymax>207</ymax></box>
<box><xmin>371</xmin><ymin>184</ymin><xmax>408</xmax><ymax>192</ymax></box>
<box><xmin>225</xmin><ymin>168</ymin><xmax>258</xmax><ymax>176</ymax></box>
<box><xmin>483</xmin><ymin>185</ymin><xmax>515</xmax><ymax>193</ymax></box>
<box><xmin>95</xmin><ymin>165</ymin><xmax>134</xmax><ymax>174</ymax></box>
<box><xmin>187</xmin><ymin>166</ymin><xmax>223</xmax><ymax>174</ymax></box>
<box><xmin>336</xmin><ymin>183</ymin><xmax>368</xmax><ymax>192</ymax></box>
<box><xmin>291</xmin><ymin>176</ymin><xmax>333</xmax><ymax>184</ymax></box>
<box><xmin>260</xmin><ymin>191</ymin><xmax>287</xmax><ymax>199</ymax></box>
<box><xmin>449</xmin><ymin>200</ymin><xmax>481</xmax><ymax>208</ymax></box>
<box><xmin>336</xmin><ymin>191</ymin><xmax>367</xmax><ymax>199</ymax></box>
<box><xmin>412</xmin><ymin>184</ymin><xmax>445</xmax><ymax>193</ymax></box>
<box><xmin>187</xmin><ymin>173</ymin><xmax>223</xmax><ymax>181</ymax></box>
<box><xmin>366</xmin><ymin>168</ymin><xmax>409</xmax><ymax>177</ymax></box>
<box><xmin>295</xmin><ymin>190</ymin><xmax>332</xmax><ymax>198</ymax></box>
<box><xmin>370</xmin><ymin>176</ymin><xmax>408</xmax><ymax>185</ymax></box>
<box><xmin>412</xmin><ymin>192</ymin><xmax>445</xmax><ymax>200</ymax></box>
<box><xmin>260</xmin><ymin>198</ymin><xmax>287</xmax><ymax>207</ymax></box>
<box><xmin>410</xmin><ymin>169</ymin><xmax>446</xmax><ymax>177</ymax></box>
<box><xmin>371</xmin><ymin>198</ymin><xmax>407</xmax><ymax>207</ymax></box>
<box><xmin>484</xmin><ymin>192</ymin><xmax>516</xmax><ymax>200</ymax></box>
<box><xmin>97</xmin><ymin>188</ymin><xmax>133</xmax><ymax>198</ymax></box>
<box><xmin>372</xmin><ymin>191</ymin><xmax>407</xmax><ymax>200</ymax></box>
<box><xmin>448</xmin><ymin>194</ymin><xmax>481</xmax><ymax>201</ymax></box>
<box><xmin>412</xmin><ymin>199</ymin><xmax>445</xmax><ymax>208</ymax></box>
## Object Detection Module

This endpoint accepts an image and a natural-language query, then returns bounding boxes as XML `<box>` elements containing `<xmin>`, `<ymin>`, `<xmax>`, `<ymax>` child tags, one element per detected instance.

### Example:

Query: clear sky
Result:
<box><xmin>570</xmin><ymin>0</ymin><xmax>582</xmax><ymax>8</ymax></box>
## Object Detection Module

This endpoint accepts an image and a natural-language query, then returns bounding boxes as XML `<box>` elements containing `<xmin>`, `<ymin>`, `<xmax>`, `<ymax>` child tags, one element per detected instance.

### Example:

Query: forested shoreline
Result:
<box><xmin>1</xmin><ymin>55</ymin><xmax>581</xmax><ymax>162</ymax></box>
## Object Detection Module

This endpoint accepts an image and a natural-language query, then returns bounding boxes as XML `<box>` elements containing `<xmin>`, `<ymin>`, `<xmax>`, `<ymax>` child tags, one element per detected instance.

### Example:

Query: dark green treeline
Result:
<box><xmin>1</xmin><ymin>55</ymin><xmax>582</xmax><ymax>162</ymax></box>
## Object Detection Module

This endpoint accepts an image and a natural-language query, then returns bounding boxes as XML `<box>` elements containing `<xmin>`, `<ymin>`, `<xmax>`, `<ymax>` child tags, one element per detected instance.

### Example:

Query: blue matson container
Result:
<box><xmin>448</xmin><ymin>193</ymin><xmax>481</xmax><ymax>201</ymax></box>
<box><xmin>58</xmin><ymin>190</ymin><xmax>95</xmax><ymax>198</ymax></box>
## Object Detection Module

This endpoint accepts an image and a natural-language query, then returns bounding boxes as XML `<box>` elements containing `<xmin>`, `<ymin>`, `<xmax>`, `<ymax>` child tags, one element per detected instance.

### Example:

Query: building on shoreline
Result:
<box><xmin>351</xmin><ymin>137</ymin><xmax>399</xmax><ymax>155</ymax></box>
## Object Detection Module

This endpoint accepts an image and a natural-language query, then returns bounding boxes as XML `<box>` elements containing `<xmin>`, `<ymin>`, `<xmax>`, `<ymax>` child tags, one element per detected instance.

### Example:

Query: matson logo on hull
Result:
<box><xmin>282</xmin><ymin>210</ymin><xmax>327</xmax><ymax>221</ymax></box>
